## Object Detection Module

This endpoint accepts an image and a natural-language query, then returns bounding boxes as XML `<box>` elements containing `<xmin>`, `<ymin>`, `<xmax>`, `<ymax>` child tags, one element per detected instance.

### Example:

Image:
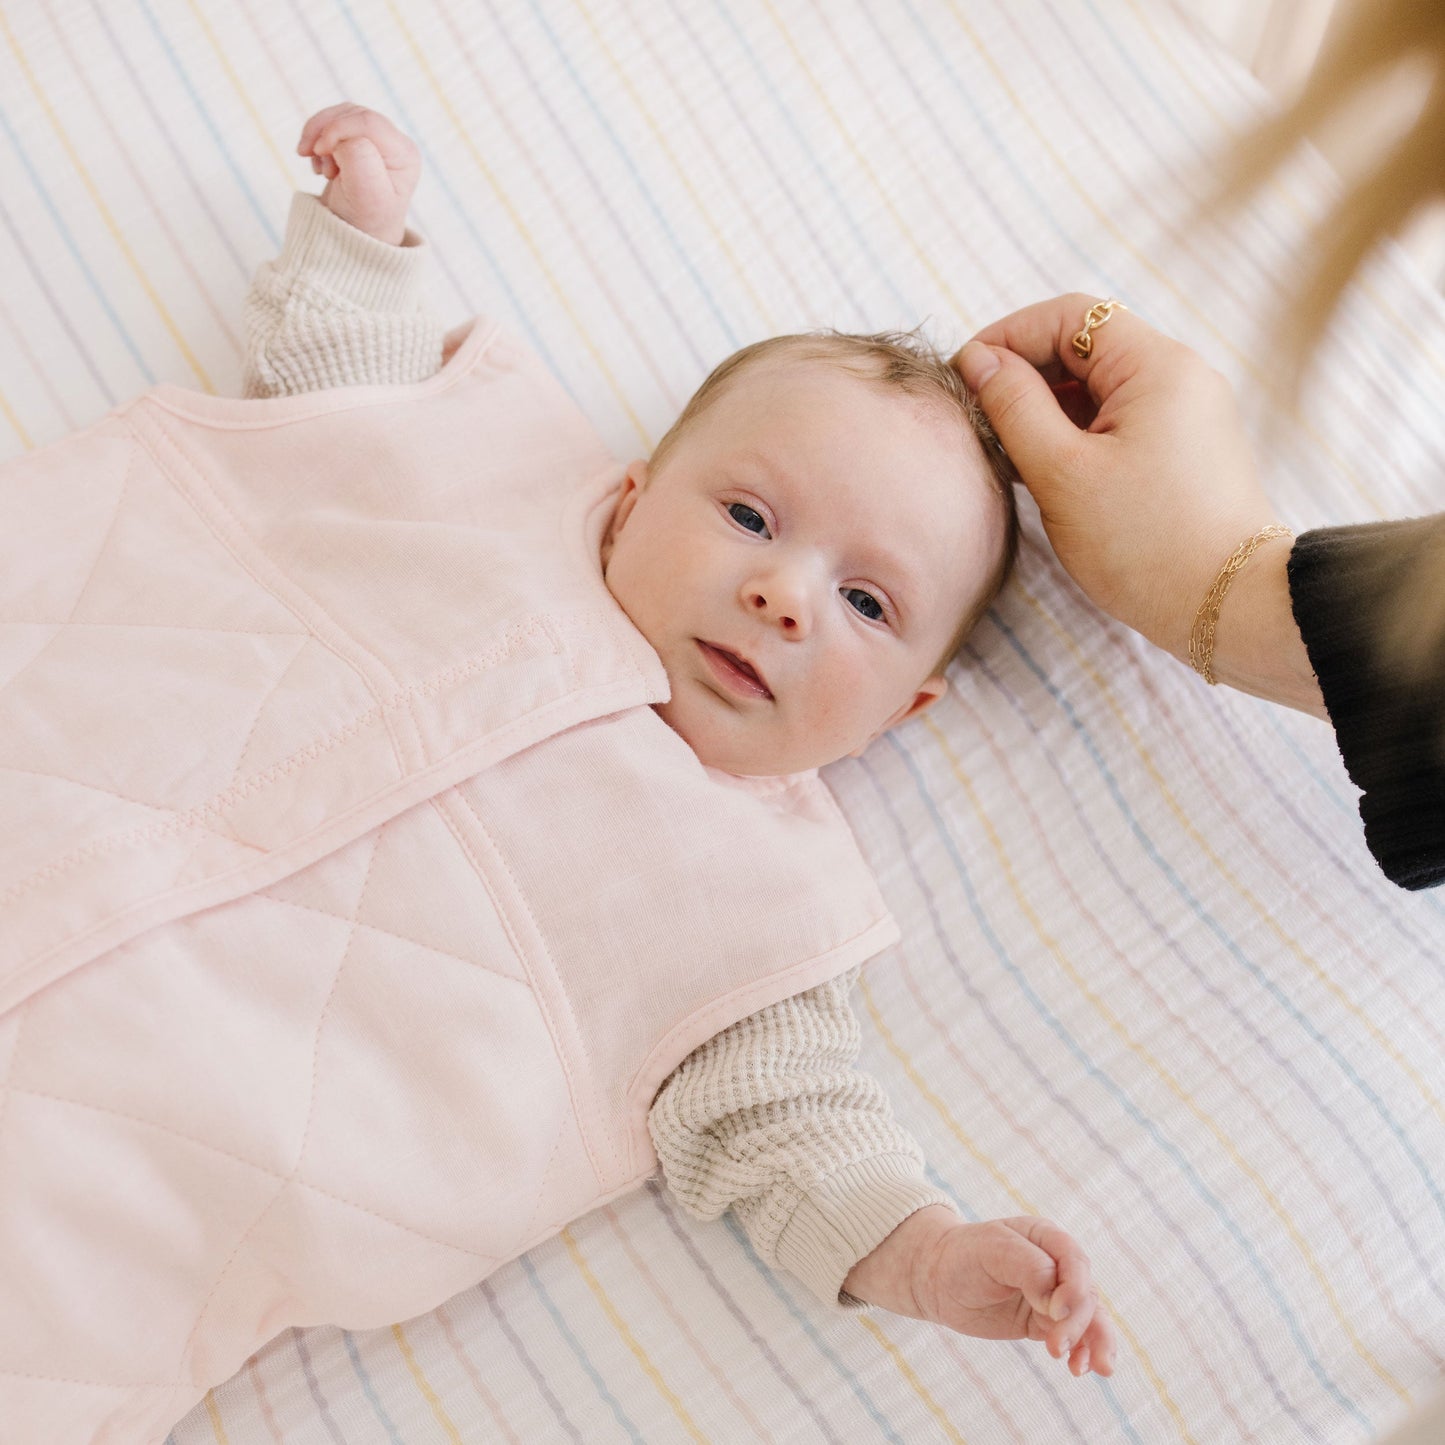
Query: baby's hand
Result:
<box><xmin>296</xmin><ymin>102</ymin><xmax>422</xmax><ymax>246</ymax></box>
<box><xmin>843</xmin><ymin>1205</ymin><xmax>1116</xmax><ymax>1376</ymax></box>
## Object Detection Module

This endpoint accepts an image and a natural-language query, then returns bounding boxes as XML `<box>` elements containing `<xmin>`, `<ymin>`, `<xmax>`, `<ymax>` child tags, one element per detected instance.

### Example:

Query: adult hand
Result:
<box><xmin>296</xmin><ymin>103</ymin><xmax>422</xmax><ymax>247</ymax></box>
<box><xmin>952</xmin><ymin>295</ymin><xmax>1325</xmax><ymax>716</ymax></box>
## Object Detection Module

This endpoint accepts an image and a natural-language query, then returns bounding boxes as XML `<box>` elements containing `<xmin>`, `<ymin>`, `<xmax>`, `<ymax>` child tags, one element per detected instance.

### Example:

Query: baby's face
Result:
<box><xmin>601</xmin><ymin>358</ymin><xmax>1003</xmax><ymax>776</ymax></box>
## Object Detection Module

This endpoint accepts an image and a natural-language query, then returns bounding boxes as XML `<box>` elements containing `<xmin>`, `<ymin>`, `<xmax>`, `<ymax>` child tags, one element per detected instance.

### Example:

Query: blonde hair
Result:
<box><xmin>1211</xmin><ymin>0</ymin><xmax>1445</xmax><ymax>671</ymax></box>
<box><xmin>650</xmin><ymin>328</ymin><xmax>1021</xmax><ymax>676</ymax></box>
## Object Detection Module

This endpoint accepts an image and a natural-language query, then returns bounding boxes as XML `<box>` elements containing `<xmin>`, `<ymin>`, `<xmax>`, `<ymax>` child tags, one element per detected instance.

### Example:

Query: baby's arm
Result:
<box><xmin>649</xmin><ymin>970</ymin><xmax>1115</xmax><ymax>1375</ymax></box>
<box><xmin>243</xmin><ymin>104</ymin><xmax>444</xmax><ymax>398</ymax></box>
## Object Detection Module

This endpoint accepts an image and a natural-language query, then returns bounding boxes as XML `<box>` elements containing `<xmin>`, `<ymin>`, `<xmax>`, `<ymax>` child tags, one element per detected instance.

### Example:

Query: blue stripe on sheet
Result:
<box><xmin>646</xmin><ymin>1181</ymin><xmax>846</xmax><ymax>1445</ymax></box>
<box><xmin>1210</xmin><ymin>704</ymin><xmax>1445</xmax><ymax>987</ymax></box>
<box><xmin>858</xmin><ymin>745</ymin><xmax>1304</xmax><ymax>1431</ymax></box>
<box><xmin>706</xmin><ymin>1</ymin><xmax>915</xmax><ymax>320</ymax></box>
<box><xmin>722</xmin><ymin>1214</ymin><xmax>908</xmax><ymax>1444</ymax></box>
<box><xmin>0</xmin><ymin>176</ymin><xmax>119</xmax><ymax>408</ymax></box>
<box><xmin>518</xmin><ymin>1253</ymin><xmax>643</xmax><ymax>1443</ymax></box>
<box><xmin>297</xmin><ymin>1326</ymin><xmax>357</xmax><ymax>1443</ymax></box>
<box><xmin>922</xmin><ymin>1164</ymin><xmax>1095</xmax><ymax>1443</ymax></box>
<box><xmin>846</xmin><ymin>0</ymin><xmax>1058</xmax><ymax>297</ymax></box>
<box><xmin>84</xmin><ymin>0</ymin><xmax>253</xmax><ymax>286</ymax></box>
<box><xmin>342</xmin><ymin>1330</ymin><xmax>404</xmax><ymax>1445</ymax></box>
<box><xmin>481</xmin><ymin>0</ymin><xmax>711</xmax><ymax>388</ymax></box>
<box><xmin>0</xmin><ymin>101</ymin><xmax>146</xmax><ymax>399</ymax></box>
<box><xmin>328</xmin><ymin>0</ymin><xmax>571</xmax><ymax>391</ymax></box>
<box><xmin>994</xmin><ymin>610</ymin><xmax>1445</xmax><ymax>1240</ymax></box>
<box><xmin>660</xmin><ymin>0</ymin><xmax>869</xmax><ymax>329</ymax></box>
<box><xmin>132</xmin><ymin>0</ymin><xmax>281</xmax><ymax>254</ymax></box>
<box><xmin>5</xmin><ymin>0</ymin><xmax>1439</xmax><ymax>1439</ymax></box>
<box><xmin>897</xmin><ymin>0</ymin><xmax>1124</xmax><ymax>294</ymax></box>
<box><xmin>481</xmin><ymin>1278</ymin><xmax>587</xmax><ymax>1444</ymax></box>
<box><xmin>523</xmin><ymin>0</ymin><xmax>742</xmax><ymax>352</ymax></box>
<box><xmin>967</xmin><ymin>643</ymin><xmax>1445</xmax><ymax>1322</ymax></box>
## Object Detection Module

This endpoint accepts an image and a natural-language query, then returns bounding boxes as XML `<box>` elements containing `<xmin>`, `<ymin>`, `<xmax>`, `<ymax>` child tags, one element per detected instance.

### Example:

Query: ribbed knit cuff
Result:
<box><xmin>773</xmin><ymin>1155</ymin><xmax>957</xmax><ymax>1310</ymax></box>
<box><xmin>278</xmin><ymin>191</ymin><xmax>431</xmax><ymax>313</ymax></box>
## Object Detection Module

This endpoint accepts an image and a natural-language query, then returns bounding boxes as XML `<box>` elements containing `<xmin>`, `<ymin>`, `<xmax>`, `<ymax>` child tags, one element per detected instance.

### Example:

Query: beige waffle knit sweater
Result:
<box><xmin>242</xmin><ymin>191</ymin><xmax>954</xmax><ymax>1307</ymax></box>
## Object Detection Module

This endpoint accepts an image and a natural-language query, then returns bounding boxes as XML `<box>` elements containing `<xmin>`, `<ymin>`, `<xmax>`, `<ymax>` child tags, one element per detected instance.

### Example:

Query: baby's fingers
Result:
<box><xmin>1068</xmin><ymin>1310</ymin><xmax>1117</xmax><ymax>1377</ymax></box>
<box><xmin>1001</xmin><ymin>1217</ymin><xmax>1091</xmax><ymax>1319</ymax></box>
<box><xmin>297</xmin><ymin>101</ymin><xmax>364</xmax><ymax>156</ymax></box>
<box><xmin>302</xmin><ymin>104</ymin><xmax>417</xmax><ymax>173</ymax></box>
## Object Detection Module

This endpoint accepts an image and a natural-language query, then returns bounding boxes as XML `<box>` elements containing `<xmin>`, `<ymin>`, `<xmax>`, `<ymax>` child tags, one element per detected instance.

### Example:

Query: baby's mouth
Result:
<box><xmin>696</xmin><ymin>640</ymin><xmax>773</xmax><ymax>701</ymax></box>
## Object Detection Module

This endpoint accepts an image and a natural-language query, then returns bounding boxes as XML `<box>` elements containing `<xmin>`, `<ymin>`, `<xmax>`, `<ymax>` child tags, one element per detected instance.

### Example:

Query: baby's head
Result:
<box><xmin>601</xmin><ymin>329</ymin><xmax>1019</xmax><ymax>776</ymax></box>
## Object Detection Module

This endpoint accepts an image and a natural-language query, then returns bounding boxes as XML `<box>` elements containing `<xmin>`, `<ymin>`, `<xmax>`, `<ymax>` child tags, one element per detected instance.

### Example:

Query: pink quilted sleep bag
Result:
<box><xmin>0</xmin><ymin>317</ymin><xmax>898</xmax><ymax>1442</ymax></box>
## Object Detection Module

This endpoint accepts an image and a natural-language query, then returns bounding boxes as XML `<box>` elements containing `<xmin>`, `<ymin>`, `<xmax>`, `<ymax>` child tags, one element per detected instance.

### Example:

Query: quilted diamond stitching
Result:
<box><xmin>256</xmin><ymin>891</ymin><xmax>534</xmax><ymax>989</ymax></box>
<box><xmin>0</xmin><ymin>617</ymin><xmax>557</xmax><ymax>913</ymax></box>
<box><xmin>0</xmin><ymin>796</ymin><xmax>539</xmax><ymax>1397</ymax></box>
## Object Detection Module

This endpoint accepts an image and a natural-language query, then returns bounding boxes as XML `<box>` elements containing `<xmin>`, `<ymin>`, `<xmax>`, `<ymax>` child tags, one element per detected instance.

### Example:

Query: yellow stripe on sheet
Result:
<box><xmin>1022</xmin><ymin>579</ymin><xmax>1445</xmax><ymax>1138</ymax></box>
<box><xmin>392</xmin><ymin>1322</ymin><xmax>466</xmax><ymax>1444</ymax></box>
<box><xmin>0</xmin><ymin>386</ymin><xmax>30</xmax><ymax>453</ymax></box>
<box><xmin>938</xmin><ymin>605</ymin><xmax>1412</xmax><ymax>1404</ymax></box>
<box><xmin>602</xmin><ymin>1204</ymin><xmax>774</xmax><ymax>1438</ymax></box>
<box><xmin>854</xmin><ymin>972</ymin><xmax>1193</xmax><ymax>1444</ymax></box>
<box><xmin>560</xmin><ymin>1225</ymin><xmax>712</xmax><ymax>1444</ymax></box>
<box><xmin>182</xmin><ymin>0</ymin><xmax>295</xmax><ymax>188</ymax></box>
<box><xmin>1119</xmin><ymin>0</ymin><xmax>1445</xmax><ymax>387</ymax></box>
<box><xmin>857</xmin><ymin>1314</ymin><xmax>970</xmax><ymax>1445</ymax></box>
<box><xmin>383</xmin><ymin>0</ymin><xmax>654</xmax><ymax>450</ymax></box>
<box><xmin>940</xmin><ymin>0</ymin><xmax>1387</xmax><ymax>517</ymax></box>
<box><xmin>573</xmin><ymin>0</ymin><xmax>779</xmax><ymax>334</ymax></box>
<box><xmin>202</xmin><ymin>1390</ymin><xmax>228</xmax><ymax>1443</ymax></box>
<box><xmin>761</xmin><ymin>0</ymin><xmax>978</xmax><ymax>327</ymax></box>
<box><xmin>0</xmin><ymin>5</ymin><xmax>215</xmax><ymax>394</ymax></box>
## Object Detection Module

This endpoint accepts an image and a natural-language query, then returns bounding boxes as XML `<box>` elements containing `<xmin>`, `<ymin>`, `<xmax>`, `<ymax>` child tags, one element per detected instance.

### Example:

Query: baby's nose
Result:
<box><xmin>746</xmin><ymin>581</ymin><xmax>810</xmax><ymax>634</ymax></box>
<box><xmin>751</xmin><ymin>594</ymin><xmax>796</xmax><ymax>628</ymax></box>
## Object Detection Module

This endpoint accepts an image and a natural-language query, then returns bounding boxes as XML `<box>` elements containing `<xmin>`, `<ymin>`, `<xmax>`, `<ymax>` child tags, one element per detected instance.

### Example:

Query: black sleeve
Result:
<box><xmin>1286</xmin><ymin>515</ymin><xmax>1445</xmax><ymax>891</ymax></box>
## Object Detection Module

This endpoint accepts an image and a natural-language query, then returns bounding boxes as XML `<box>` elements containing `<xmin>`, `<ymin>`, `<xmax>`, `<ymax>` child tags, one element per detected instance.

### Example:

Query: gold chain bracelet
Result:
<box><xmin>1188</xmin><ymin>525</ymin><xmax>1295</xmax><ymax>685</ymax></box>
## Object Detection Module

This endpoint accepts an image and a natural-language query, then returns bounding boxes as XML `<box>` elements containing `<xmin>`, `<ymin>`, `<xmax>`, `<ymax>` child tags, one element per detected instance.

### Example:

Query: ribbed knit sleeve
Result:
<box><xmin>648</xmin><ymin>965</ymin><xmax>956</xmax><ymax>1309</ymax></box>
<box><xmin>1287</xmin><ymin>515</ymin><xmax>1445</xmax><ymax>891</ymax></box>
<box><xmin>242</xmin><ymin>192</ymin><xmax>446</xmax><ymax>398</ymax></box>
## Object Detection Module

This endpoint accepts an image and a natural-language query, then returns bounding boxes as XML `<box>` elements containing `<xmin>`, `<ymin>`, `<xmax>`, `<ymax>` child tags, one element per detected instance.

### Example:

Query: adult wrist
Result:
<box><xmin>1187</xmin><ymin>525</ymin><xmax>1295</xmax><ymax>684</ymax></box>
<box><xmin>1189</xmin><ymin>533</ymin><xmax>1328</xmax><ymax>717</ymax></box>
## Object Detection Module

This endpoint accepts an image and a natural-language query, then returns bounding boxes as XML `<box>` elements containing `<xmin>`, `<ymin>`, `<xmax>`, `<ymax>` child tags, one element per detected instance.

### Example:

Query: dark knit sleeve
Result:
<box><xmin>1286</xmin><ymin>515</ymin><xmax>1445</xmax><ymax>890</ymax></box>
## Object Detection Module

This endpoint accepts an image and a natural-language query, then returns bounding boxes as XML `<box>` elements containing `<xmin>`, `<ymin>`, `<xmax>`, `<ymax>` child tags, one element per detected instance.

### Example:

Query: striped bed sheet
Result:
<box><xmin>2</xmin><ymin>0</ymin><xmax>1442</xmax><ymax>1442</ymax></box>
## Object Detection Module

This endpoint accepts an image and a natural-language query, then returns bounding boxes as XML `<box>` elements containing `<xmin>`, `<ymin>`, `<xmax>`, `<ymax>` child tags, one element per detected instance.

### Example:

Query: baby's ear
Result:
<box><xmin>848</xmin><ymin>677</ymin><xmax>949</xmax><ymax>757</ymax></box>
<box><xmin>893</xmin><ymin>675</ymin><xmax>948</xmax><ymax>728</ymax></box>
<box><xmin>605</xmin><ymin>459</ymin><xmax>650</xmax><ymax>553</ymax></box>
<box><xmin>610</xmin><ymin>458</ymin><xmax>650</xmax><ymax>531</ymax></box>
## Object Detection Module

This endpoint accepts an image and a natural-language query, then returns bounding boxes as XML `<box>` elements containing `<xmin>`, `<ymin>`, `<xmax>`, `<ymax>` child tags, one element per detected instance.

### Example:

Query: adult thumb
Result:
<box><xmin>953</xmin><ymin>341</ymin><xmax>1084</xmax><ymax>488</ymax></box>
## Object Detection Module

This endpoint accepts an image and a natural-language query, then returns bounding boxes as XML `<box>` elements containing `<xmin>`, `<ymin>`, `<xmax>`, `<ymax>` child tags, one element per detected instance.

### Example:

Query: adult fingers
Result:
<box><xmin>952</xmin><ymin>340</ymin><xmax>1093</xmax><ymax>487</ymax></box>
<box><xmin>968</xmin><ymin>292</ymin><xmax>1177</xmax><ymax>409</ymax></box>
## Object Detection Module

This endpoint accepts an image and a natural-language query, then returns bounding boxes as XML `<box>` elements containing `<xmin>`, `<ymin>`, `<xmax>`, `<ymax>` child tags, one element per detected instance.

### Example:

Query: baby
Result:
<box><xmin>269</xmin><ymin>105</ymin><xmax>1117</xmax><ymax>1371</ymax></box>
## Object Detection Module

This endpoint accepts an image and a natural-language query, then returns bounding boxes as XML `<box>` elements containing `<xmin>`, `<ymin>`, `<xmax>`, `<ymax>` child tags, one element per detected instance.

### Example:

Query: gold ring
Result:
<box><xmin>1071</xmin><ymin>298</ymin><xmax>1127</xmax><ymax>360</ymax></box>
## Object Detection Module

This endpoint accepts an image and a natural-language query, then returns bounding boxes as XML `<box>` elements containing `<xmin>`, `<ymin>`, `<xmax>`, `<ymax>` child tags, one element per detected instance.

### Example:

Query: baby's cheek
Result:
<box><xmin>804</xmin><ymin>662</ymin><xmax>881</xmax><ymax>742</ymax></box>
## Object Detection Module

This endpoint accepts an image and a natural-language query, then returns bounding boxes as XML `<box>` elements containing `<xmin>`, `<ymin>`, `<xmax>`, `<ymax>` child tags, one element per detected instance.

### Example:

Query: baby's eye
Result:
<box><xmin>844</xmin><ymin>588</ymin><xmax>885</xmax><ymax>622</ymax></box>
<box><xmin>727</xmin><ymin>502</ymin><xmax>770</xmax><ymax>537</ymax></box>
